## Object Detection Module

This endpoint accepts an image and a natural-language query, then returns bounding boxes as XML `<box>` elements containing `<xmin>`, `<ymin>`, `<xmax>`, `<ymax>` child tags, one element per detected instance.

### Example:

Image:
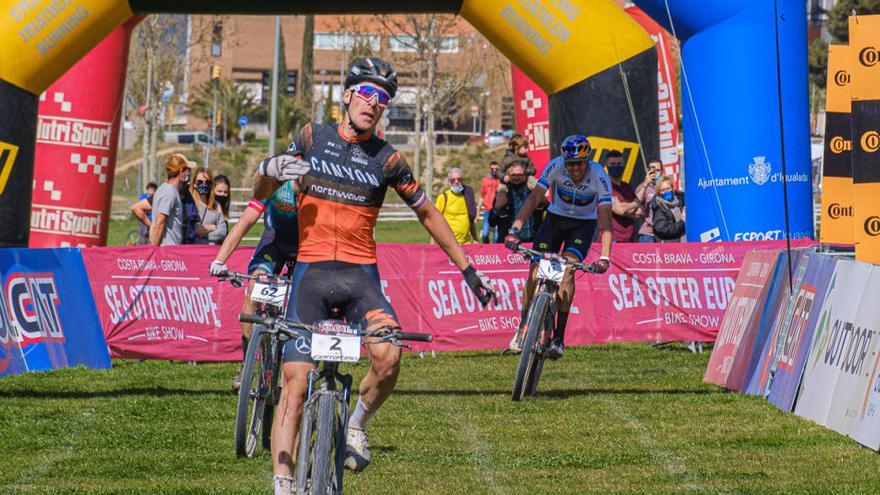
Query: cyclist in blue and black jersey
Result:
<box><xmin>504</xmin><ymin>135</ymin><xmax>614</xmax><ymax>359</ymax></box>
<box><xmin>210</xmin><ymin>168</ymin><xmax>302</xmax><ymax>391</ymax></box>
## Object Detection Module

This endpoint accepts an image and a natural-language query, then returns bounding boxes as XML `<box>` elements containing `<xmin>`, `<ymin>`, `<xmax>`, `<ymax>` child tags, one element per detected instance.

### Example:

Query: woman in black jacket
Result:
<box><xmin>651</xmin><ymin>177</ymin><xmax>685</xmax><ymax>242</ymax></box>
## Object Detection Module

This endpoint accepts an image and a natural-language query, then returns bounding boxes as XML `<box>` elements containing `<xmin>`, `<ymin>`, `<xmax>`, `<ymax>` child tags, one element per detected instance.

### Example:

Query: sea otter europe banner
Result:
<box><xmin>81</xmin><ymin>245</ymin><xmax>255</xmax><ymax>361</ymax></box>
<box><xmin>377</xmin><ymin>240</ymin><xmax>813</xmax><ymax>352</ymax></box>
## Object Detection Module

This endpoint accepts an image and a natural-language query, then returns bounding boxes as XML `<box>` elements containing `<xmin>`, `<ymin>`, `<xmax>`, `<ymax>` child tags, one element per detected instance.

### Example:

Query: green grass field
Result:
<box><xmin>2</xmin><ymin>344</ymin><xmax>879</xmax><ymax>494</ymax></box>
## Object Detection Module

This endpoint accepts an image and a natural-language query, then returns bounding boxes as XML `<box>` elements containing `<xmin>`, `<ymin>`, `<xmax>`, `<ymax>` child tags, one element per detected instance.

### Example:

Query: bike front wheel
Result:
<box><xmin>310</xmin><ymin>393</ymin><xmax>342</xmax><ymax>495</ymax></box>
<box><xmin>513</xmin><ymin>292</ymin><xmax>551</xmax><ymax>401</ymax></box>
<box><xmin>234</xmin><ymin>326</ymin><xmax>271</xmax><ymax>457</ymax></box>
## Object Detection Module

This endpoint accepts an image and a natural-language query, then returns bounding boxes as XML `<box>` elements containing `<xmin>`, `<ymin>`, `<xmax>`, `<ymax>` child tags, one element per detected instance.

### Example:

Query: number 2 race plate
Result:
<box><xmin>310</xmin><ymin>321</ymin><xmax>361</xmax><ymax>362</ymax></box>
<box><xmin>250</xmin><ymin>282</ymin><xmax>287</xmax><ymax>308</ymax></box>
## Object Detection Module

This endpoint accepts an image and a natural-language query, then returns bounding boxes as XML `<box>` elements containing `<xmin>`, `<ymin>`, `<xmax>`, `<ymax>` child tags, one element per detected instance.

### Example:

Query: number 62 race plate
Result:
<box><xmin>250</xmin><ymin>282</ymin><xmax>287</xmax><ymax>307</ymax></box>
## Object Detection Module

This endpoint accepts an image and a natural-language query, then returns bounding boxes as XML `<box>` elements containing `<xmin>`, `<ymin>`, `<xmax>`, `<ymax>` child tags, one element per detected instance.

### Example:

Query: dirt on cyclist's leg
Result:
<box><xmin>272</xmin><ymin>361</ymin><xmax>314</xmax><ymax>477</ymax></box>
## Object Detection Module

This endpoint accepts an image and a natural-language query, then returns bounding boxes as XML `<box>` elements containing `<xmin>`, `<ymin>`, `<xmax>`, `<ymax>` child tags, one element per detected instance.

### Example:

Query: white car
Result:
<box><xmin>485</xmin><ymin>130</ymin><xmax>506</xmax><ymax>146</ymax></box>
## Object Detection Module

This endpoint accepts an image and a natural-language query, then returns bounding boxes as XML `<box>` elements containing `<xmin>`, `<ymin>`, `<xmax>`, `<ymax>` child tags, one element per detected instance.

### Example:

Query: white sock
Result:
<box><xmin>348</xmin><ymin>397</ymin><xmax>375</xmax><ymax>431</ymax></box>
<box><xmin>273</xmin><ymin>475</ymin><xmax>293</xmax><ymax>495</ymax></box>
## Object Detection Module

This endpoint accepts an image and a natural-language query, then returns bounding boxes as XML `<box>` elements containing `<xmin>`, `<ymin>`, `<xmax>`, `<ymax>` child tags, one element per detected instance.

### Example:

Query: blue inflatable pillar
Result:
<box><xmin>635</xmin><ymin>0</ymin><xmax>812</xmax><ymax>242</ymax></box>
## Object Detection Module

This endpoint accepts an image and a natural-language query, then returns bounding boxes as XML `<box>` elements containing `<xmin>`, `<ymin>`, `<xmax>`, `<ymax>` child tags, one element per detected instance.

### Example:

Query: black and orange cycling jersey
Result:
<box><xmin>289</xmin><ymin>122</ymin><xmax>426</xmax><ymax>264</ymax></box>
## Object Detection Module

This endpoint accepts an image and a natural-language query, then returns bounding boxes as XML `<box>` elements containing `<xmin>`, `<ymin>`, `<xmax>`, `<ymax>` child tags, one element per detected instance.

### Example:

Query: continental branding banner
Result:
<box><xmin>820</xmin><ymin>44</ymin><xmax>854</xmax><ymax>245</ymax></box>
<box><xmin>849</xmin><ymin>16</ymin><xmax>880</xmax><ymax>263</ymax></box>
<box><xmin>461</xmin><ymin>0</ymin><xmax>653</xmax><ymax>95</ymax></box>
<box><xmin>0</xmin><ymin>0</ymin><xmax>133</xmax><ymax>94</ymax></box>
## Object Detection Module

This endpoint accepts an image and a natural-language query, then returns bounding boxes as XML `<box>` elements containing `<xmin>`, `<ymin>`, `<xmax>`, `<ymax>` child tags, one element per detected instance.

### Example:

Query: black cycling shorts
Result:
<box><xmin>532</xmin><ymin>212</ymin><xmax>597</xmax><ymax>261</ymax></box>
<box><xmin>282</xmin><ymin>261</ymin><xmax>399</xmax><ymax>363</ymax></box>
<box><xmin>248</xmin><ymin>227</ymin><xmax>297</xmax><ymax>275</ymax></box>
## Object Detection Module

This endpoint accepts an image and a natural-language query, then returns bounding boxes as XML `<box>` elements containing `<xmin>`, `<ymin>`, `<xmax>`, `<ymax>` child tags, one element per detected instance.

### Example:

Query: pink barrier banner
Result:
<box><xmin>82</xmin><ymin>245</ymin><xmax>255</xmax><ymax>361</ymax></box>
<box><xmin>704</xmin><ymin>250</ymin><xmax>782</xmax><ymax>387</ymax></box>
<box><xmin>81</xmin><ymin>240</ymin><xmax>814</xmax><ymax>360</ymax></box>
<box><xmin>377</xmin><ymin>240</ymin><xmax>814</xmax><ymax>352</ymax></box>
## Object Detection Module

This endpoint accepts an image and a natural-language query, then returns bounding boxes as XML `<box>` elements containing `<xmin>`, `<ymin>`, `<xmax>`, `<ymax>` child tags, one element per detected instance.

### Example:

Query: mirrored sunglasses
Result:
<box><xmin>350</xmin><ymin>84</ymin><xmax>391</xmax><ymax>107</ymax></box>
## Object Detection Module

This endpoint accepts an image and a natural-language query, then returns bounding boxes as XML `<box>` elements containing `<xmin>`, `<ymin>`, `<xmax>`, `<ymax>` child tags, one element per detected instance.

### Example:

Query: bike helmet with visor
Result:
<box><xmin>345</xmin><ymin>57</ymin><xmax>398</xmax><ymax>99</ymax></box>
<box><xmin>561</xmin><ymin>134</ymin><xmax>591</xmax><ymax>163</ymax></box>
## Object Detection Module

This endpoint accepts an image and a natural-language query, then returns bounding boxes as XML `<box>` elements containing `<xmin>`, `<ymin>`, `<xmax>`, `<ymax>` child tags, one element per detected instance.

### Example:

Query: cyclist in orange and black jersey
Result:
<box><xmin>256</xmin><ymin>57</ymin><xmax>495</xmax><ymax>493</ymax></box>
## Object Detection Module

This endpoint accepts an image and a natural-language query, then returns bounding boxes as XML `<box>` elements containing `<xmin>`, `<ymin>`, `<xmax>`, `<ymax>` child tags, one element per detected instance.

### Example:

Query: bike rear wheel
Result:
<box><xmin>234</xmin><ymin>326</ymin><xmax>271</xmax><ymax>457</ymax></box>
<box><xmin>513</xmin><ymin>292</ymin><xmax>551</xmax><ymax>401</ymax></box>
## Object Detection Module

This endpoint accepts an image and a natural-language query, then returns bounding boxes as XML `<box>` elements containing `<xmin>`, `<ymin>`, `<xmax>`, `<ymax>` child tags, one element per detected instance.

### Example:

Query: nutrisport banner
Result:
<box><xmin>795</xmin><ymin>260</ymin><xmax>872</xmax><ymax>429</ymax></box>
<box><xmin>703</xmin><ymin>250</ymin><xmax>782</xmax><ymax>388</ymax></box>
<box><xmin>81</xmin><ymin>245</ymin><xmax>255</xmax><ymax>361</ymax></box>
<box><xmin>766</xmin><ymin>254</ymin><xmax>837</xmax><ymax>411</ymax></box>
<box><xmin>30</xmin><ymin>20</ymin><xmax>139</xmax><ymax>248</ymax></box>
<box><xmin>0</xmin><ymin>248</ymin><xmax>110</xmax><ymax>377</ymax></box>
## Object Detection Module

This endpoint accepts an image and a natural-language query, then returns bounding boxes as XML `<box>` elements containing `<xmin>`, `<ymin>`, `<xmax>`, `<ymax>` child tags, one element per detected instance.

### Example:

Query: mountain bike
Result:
<box><xmin>510</xmin><ymin>245</ymin><xmax>601</xmax><ymax>401</ymax></box>
<box><xmin>218</xmin><ymin>270</ymin><xmax>292</xmax><ymax>458</ymax></box>
<box><xmin>239</xmin><ymin>313</ymin><xmax>431</xmax><ymax>495</ymax></box>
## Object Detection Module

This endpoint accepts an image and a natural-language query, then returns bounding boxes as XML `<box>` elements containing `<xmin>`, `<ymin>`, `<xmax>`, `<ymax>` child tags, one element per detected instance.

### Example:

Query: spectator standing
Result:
<box><xmin>478</xmin><ymin>161</ymin><xmax>501</xmax><ymax>243</ymax></box>
<box><xmin>130</xmin><ymin>182</ymin><xmax>157</xmax><ymax>243</ymax></box>
<box><xmin>213</xmin><ymin>174</ymin><xmax>231</xmax><ymax>218</ymax></box>
<box><xmin>187</xmin><ymin>167</ymin><xmax>228</xmax><ymax>245</ymax></box>
<box><xmin>606</xmin><ymin>150</ymin><xmax>644</xmax><ymax>242</ymax></box>
<box><xmin>492</xmin><ymin>162</ymin><xmax>545</xmax><ymax>241</ymax></box>
<box><xmin>651</xmin><ymin>176</ymin><xmax>686</xmax><ymax>242</ymax></box>
<box><xmin>149</xmin><ymin>154</ymin><xmax>190</xmax><ymax>246</ymax></box>
<box><xmin>436</xmin><ymin>167</ymin><xmax>478</xmax><ymax>243</ymax></box>
<box><xmin>635</xmin><ymin>159</ymin><xmax>662</xmax><ymax>243</ymax></box>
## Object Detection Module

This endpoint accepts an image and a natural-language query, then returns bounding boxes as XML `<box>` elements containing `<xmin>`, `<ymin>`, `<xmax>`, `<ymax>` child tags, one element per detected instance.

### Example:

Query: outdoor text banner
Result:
<box><xmin>703</xmin><ymin>250</ymin><xmax>781</xmax><ymax>388</ymax></box>
<box><xmin>819</xmin><ymin>44</ymin><xmax>854</xmax><ymax>245</ymax></box>
<box><xmin>81</xmin><ymin>245</ymin><xmax>255</xmax><ymax>361</ymax></box>
<box><xmin>0</xmin><ymin>248</ymin><xmax>110</xmax><ymax>377</ymax></box>
<box><xmin>795</xmin><ymin>260</ymin><xmax>872</xmax><ymax>429</ymax></box>
<box><xmin>847</xmin><ymin>268</ymin><xmax>880</xmax><ymax>450</ymax></box>
<box><xmin>378</xmin><ymin>240</ymin><xmax>812</xmax><ymax>352</ymax></box>
<box><xmin>826</xmin><ymin>263</ymin><xmax>880</xmax><ymax>438</ymax></box>
<box><xmin>849</xmin><ymin>16</ymin><xmax>880</xmax><ymax>263</ymax></box>
<box><xmin>766</xmin><ymin>253</ymin><xmax>837</xmax><ymax>411</ymax></box>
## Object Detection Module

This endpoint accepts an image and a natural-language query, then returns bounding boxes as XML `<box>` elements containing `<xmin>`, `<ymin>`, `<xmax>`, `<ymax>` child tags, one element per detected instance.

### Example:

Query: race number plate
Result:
<box><xmin>536</xmin><ymin>259</ymin><xmax>565</xmax><ymax>282</ymax></box>
<box><xmin>311</xmin><ymin>321</ymin><xmax>362</xmax><ymax>362</ymax></box>
<box><xmin>250</xmin><ymin>282</ymin><xmax>287</xmax><ymax>307</ymax></box>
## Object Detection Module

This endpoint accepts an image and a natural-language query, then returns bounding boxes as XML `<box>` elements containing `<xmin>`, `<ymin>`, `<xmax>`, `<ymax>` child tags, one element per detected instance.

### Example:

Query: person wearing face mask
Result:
<box><xmin>436</xmin><ymin>167</ymin><xmax>478</xmax><ymax>243</ymax></box>
<box><xmin>478</xmin><ymin>161</ymin><xmax>501</xmax><ymax>243</ymax></box>
<box><xmin>149</xmin><ymin>154</ymin><xmax>191</xmax><ymax>246</ymax></box>
<box><xmin>491</xmin><ymin>162</ymin><xmax>545</xmax><ymax>242</ymax></box>
<box><xmin>650</xmin><ymin>176</ymin><xmax>686</xmax><ymax>242</ymax></box>
<box><xmin>635</xmin><ymin>159</ymin><xmax>662</xmax><ymax>243</ymax></box>
<box><xmin>213</xmin><ymin>174</ymin><xmax>231</xmax><ymax>218</ymax></box>
<box><xmin>186</xmin><ymin>167</ymin><xmax>227</xmax><ymax>245</ymax></box>
<box><xmin>605</xmin><ymin>150</ymin><xmax>644</xmax><ymax>243</ymax></box>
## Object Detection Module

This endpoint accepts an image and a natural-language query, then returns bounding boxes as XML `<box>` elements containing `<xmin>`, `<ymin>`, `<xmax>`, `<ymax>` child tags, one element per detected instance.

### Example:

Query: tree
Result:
<box><xmin>126</xmin><ymin>15</ymin><xmax>188</xmax><ymax>188</ymax></box>
<box><xmin>323</xmin><ymin>89</ymin><xmax>337</xmax><ymax>125</ymax></box>
<box><xmin>827</xmin><ymin>0</ymin><xmax>880</xmax><ymax>42</ymax></box>
<box><xmin>379</xmin><ymin>15</ymin><xmax>504</xmax><ymax>199</ymax></box>
<box><xmin>189</xmin><ymin>78</ymin><xmax>260</xmax><ymax>144</ymax></box>
<box><xmin>298</xmin><ymin>15</ymin><xmax>315</xmax><ymax>117</ymax></box>
<box><xmin>808</xmin><ymin>37</ymin><xmax>829</xmax><ymax>90</ymax></box>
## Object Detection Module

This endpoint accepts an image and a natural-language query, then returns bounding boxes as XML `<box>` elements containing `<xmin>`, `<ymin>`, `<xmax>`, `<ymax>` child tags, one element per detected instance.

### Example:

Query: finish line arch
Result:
<box><xmin>0</xmin><ymin>0</ymin><xmax>808</xmax><ymax>247</ymax></box>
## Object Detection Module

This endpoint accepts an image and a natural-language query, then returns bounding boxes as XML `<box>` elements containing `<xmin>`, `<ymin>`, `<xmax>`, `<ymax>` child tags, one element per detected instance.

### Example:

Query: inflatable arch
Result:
<box><xmin>0</xmin><ymin>0</ymin><xmax>808</xmax><ymax>247</ymax></box>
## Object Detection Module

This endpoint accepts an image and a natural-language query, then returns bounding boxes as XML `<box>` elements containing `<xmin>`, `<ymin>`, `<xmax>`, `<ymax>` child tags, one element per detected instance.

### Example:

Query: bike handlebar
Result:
<box><xmin>514</xmin><ymin>245</ymin><xmax>602</xmax><ymax>274</ymax></box>
<box><xmin>238</xmin><ymin>313</ymin><xmax>432</xmax><ymax>343</ymax></box>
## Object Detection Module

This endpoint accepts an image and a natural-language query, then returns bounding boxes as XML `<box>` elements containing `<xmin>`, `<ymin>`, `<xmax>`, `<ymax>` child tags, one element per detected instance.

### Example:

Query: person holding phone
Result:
<box><xmin>635</xmin><ymin>159</ymin><xmax>663</xmax><ymax>243</ymax></box>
